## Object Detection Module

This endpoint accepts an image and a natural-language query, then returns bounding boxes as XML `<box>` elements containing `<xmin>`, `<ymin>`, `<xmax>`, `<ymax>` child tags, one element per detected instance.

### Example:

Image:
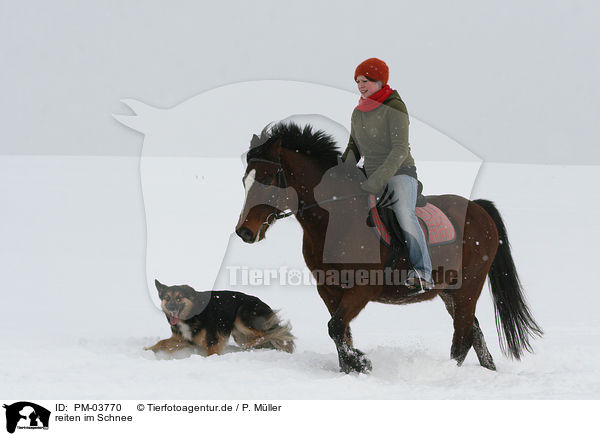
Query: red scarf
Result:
<box><xmin>356</xmin><ymin>84</ymin><xmax>394</xmax><ymax>112</ymax></box>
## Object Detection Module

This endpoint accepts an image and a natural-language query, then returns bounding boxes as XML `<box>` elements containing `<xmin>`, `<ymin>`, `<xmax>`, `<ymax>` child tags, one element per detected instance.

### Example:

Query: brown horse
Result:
<box><xmin>235</xmin><ymin>122</ymin><xmax>542</xmax><ymax>373</ymax></box>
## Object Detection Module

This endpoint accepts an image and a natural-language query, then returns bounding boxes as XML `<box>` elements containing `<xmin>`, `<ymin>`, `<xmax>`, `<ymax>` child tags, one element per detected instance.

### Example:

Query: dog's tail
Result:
<box><xmin>258</xmin><ymin>311</ymin><xmax>296</xmax><ymax>353</ymax></box>
<box><xmin>247</xmin><ymin>312</ymin><xmax>296</xmax><ymax>353</ymax></box>
<box><xmin>234</xmin><ymin>305</ymin><xmax>296</xmax><ymax>353</ymax></box>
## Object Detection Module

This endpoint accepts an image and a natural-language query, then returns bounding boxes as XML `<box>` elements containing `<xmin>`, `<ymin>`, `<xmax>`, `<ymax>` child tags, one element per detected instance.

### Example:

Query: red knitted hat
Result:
<box><xmin>354</xmin><ymin>58</ymin><xmax>389</xmax><ymax>85</ymax></box>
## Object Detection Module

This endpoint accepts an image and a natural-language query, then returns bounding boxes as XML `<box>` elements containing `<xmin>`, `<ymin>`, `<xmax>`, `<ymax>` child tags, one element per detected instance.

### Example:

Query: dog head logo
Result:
<box><xmin>3</xmin><ymin>402</ymin><xmax>50</xmax><ymax>434</ymax></box>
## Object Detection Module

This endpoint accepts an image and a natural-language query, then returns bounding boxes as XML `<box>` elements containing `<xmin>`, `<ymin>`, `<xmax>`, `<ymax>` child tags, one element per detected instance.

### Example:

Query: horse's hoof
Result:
<box><xmin>357</xmin><ymin>354</ymin><xmax>373</xmax><ymax>373</ymax></box>
<box><xmin>340</xmin><ymin>350</ymin><xmax>372</xmax><ymax>374</ymax></box>
<box><xmin>481</xmin><ymin>360</ymin><xmax>497</xmax><ymax>371</ymax></box>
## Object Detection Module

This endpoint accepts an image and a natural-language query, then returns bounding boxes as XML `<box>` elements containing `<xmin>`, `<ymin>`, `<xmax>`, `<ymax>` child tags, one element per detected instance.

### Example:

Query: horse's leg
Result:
<box><xmin>317</xmin><ymin>285</ymin><xmax>353</xmax><ymax>347</ymax></box>
<box><xmin>327</xmin><ymin>289</ymin><xmax>373</xmax><ymax>374</ymax></box>
<box><xmin>440</xmin><ymin>292</ymin><xmax>475</xmax><ymax>366</ymax></box>
<box><xmin>317</xmin><ymin>285</ymin><xmax>357</xmax><ymax>370</ymax></box>
<box><xmin>472</xmin><ymin>317</ymin><xmax>496</xmax><ymax>370</ymax></box>
<box><xmin>439</xmin><ymin>292</ymin><xmax>455</xmax><ymax>318</ymax></box>
<box><xmin>451</xmin><ymin>300</ymin><xmax>475</xmax><ymax>366</ymax></box>
<box><xmin>440</xmin><ymin>293</ymin><xmax>496</xmax><ymax>370</ymax></box>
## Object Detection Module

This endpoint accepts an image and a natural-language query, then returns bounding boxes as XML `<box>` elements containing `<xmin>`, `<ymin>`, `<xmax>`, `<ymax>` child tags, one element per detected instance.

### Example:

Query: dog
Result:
<box><xmin>146</xmin><ymin>280</ymin><xmax>295</xmax><ymax>356</ymax></box>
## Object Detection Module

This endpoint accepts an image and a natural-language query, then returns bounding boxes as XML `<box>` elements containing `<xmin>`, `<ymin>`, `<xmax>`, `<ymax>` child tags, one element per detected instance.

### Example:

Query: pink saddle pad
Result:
<box><xmin>368</xmin><ymin>195</ymin><xmax>456</xmax><ymax>246</ymax></box>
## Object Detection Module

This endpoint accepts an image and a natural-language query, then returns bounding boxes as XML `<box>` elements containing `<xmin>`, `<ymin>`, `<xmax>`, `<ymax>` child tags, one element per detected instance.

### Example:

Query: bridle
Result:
<box><xmin>246</xmin><ymin>157</ymin><xmax>368</xmax><ymax>222</ymax></box>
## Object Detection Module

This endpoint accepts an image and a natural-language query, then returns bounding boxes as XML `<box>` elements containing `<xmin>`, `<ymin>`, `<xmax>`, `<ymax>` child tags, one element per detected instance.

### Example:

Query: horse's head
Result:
<box><xmin>236</xmin><ymin>122</ymin><xmax>343</xmax><ymax>243</ymax></box>
<box><xmin>235</xmin><ymin>135</ymin><xmax>298</xmax><ymax>243</ymax></box>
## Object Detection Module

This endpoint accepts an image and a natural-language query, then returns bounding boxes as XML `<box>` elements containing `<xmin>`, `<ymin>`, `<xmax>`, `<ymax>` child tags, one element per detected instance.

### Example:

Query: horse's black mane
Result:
<box><xmin>247</xmin><ymin>121</ymin><xmax>341</xmax><ymax>167</ymax></box>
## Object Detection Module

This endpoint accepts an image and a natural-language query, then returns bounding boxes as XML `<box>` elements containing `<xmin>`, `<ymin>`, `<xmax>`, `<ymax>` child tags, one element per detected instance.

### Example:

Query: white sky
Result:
<box><xmin>1</xmin><ymin>1</ymin><xmax>599</xmax><ymax>164</ymax></box>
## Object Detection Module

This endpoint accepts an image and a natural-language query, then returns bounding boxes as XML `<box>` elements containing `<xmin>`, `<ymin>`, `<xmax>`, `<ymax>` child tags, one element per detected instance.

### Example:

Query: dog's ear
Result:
<box><xmin>180</xmin><ymin>285</ymin><xmax>198</xmax><ymax>301</ymax></box>
<box><xmin>155</xmin><ymin>279</ymin><xmax>168</xmax><ymax>298</ymax></box>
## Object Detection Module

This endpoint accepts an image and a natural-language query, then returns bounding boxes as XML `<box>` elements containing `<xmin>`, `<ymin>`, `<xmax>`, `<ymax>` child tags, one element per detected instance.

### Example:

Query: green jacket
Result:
<box><xmin>341</xmin><ymin>90</ymin><xmax>416</xmax><ymax>194</ymax></box>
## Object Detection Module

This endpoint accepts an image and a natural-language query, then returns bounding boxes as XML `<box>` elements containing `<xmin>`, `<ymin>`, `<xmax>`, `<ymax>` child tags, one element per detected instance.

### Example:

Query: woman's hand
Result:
<box><xmin>360</xmin><ymin>175</ymin><xmax>385</xmax><ymax>195</ymax></box>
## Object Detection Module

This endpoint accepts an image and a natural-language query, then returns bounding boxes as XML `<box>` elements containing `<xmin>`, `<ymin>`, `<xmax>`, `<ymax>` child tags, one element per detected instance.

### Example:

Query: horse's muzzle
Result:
<box><xmin>236</xmin><ymin>227</ymin><xmax>255</xmax><ymax>243</ymax></box>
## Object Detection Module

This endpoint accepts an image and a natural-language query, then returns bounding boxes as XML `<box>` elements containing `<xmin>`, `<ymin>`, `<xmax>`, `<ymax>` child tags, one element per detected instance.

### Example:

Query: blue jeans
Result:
<box><xmin>387</xmin><ymin>175</ymin><xmax>433</xmax><ymax>282</ymax></box>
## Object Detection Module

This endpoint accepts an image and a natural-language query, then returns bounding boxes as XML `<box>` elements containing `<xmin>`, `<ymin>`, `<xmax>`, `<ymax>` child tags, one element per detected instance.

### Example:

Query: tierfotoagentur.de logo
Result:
<box><xmin>3</xmin><ymin>402</ymin><xmax>50</xmax><ymax>434</ymax></box>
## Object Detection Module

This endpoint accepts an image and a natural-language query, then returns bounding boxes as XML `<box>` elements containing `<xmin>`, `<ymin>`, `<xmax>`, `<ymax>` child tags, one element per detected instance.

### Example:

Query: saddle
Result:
<box><xmin>367</xmin><ymin>191</ymin><xmax>456</xmax><ymax>248</ymax></box>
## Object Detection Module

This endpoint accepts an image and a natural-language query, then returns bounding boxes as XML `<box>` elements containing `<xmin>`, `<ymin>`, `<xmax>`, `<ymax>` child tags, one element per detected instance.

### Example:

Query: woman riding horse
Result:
<box><xmin>342</xmin><ymin>58</ymin><xmax>433</xmax><ymax>293</ymax></box>
<box><xmin>235</xmin><ymin>67</ymin><xmax>542</xmax><ymax>374</ymax></box>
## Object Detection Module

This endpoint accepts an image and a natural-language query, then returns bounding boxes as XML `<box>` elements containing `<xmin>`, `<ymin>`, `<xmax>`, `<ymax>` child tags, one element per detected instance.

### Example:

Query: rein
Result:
<box><xmin>247</xmin><ymin>158</ymin><xmax>368</xmax><ymax>221</ymax></box>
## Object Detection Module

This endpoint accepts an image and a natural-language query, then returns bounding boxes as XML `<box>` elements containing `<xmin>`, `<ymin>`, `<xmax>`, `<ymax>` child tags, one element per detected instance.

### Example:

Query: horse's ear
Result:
<box><xmin>273</xmin><ymin>137</ymin><xmax>284</xmax><ymax>161</ymax></box>
<box><xmin>250</xmin><ymin>134</ymin><xmax>260</xmax><ymax>148</ymax></box>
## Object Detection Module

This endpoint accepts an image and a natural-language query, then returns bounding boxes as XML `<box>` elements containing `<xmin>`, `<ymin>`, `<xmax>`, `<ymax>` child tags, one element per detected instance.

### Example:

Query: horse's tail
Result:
<box><xmin>474</xmin><ymin>199</ymin><xmax>543</xmax><ymax>360</ymax></box>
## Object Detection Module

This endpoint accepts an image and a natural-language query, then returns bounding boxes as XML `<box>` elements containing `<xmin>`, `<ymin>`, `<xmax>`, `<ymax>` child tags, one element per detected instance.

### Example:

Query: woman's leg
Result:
<box><xmin>387</xmin><ymin>175</ymin><xmax>433</xmax><ymax>282</ymax></box>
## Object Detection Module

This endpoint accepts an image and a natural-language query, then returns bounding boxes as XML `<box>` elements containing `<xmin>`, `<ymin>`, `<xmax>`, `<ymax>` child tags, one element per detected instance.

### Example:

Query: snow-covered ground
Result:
<box><xmin>1</xmin><ymin>156</ymin><xmax>598</xmax><ymax>399</ymax></box>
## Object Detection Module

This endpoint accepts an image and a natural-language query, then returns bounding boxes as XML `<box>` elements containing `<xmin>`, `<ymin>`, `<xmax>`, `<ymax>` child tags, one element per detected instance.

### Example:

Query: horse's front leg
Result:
<box><xmin>326</xmin><ymin>288</ymin><xmax>374</xmax><ymax>374</ymax></box>
<box><xmin>328</xmin><ymin>314</ymin><xmax>371</xmax><ymax>373</ymax></box>
<box><xmin>317</xmin><ymin>284</ymin><xmax>352</xmax><ymax>346</ymax></box>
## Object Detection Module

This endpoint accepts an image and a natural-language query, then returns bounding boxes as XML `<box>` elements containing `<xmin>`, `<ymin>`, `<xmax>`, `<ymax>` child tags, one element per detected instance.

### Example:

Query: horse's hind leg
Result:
<box><xmin>440</xmin><ymin>293</ymin><xmax>496</xmax><ymax>370</ymax></box>
<box><xmin>440</xmin><ymin>292</ymin><xmax>474</xmax><ymax>365</ymax></box>
<box><xmin>472</xmin><ymin>318</ymin><xmax>496</xmax><ymax>370</ymax></box>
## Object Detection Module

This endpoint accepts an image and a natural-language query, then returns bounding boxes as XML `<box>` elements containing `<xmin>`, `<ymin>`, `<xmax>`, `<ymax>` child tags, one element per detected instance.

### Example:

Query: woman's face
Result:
<box><xmin>356</xmin><ymin>75</ymin><xmax>382</xmax><ymax>99</ymax></box>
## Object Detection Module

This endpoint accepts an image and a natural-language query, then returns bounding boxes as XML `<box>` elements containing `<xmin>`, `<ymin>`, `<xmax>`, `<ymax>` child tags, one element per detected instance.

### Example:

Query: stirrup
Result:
<box><xmin>404</xmin><ymin>275</ymin><xmax>434</xmax><ymax>295</ymax></box>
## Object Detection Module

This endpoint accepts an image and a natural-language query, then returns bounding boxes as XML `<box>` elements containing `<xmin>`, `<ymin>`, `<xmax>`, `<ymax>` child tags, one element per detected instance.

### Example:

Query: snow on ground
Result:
<box><xmin>0</xmin><ymin>157</ymin><xmax>599</xmax><ymax>399</ymax></box>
